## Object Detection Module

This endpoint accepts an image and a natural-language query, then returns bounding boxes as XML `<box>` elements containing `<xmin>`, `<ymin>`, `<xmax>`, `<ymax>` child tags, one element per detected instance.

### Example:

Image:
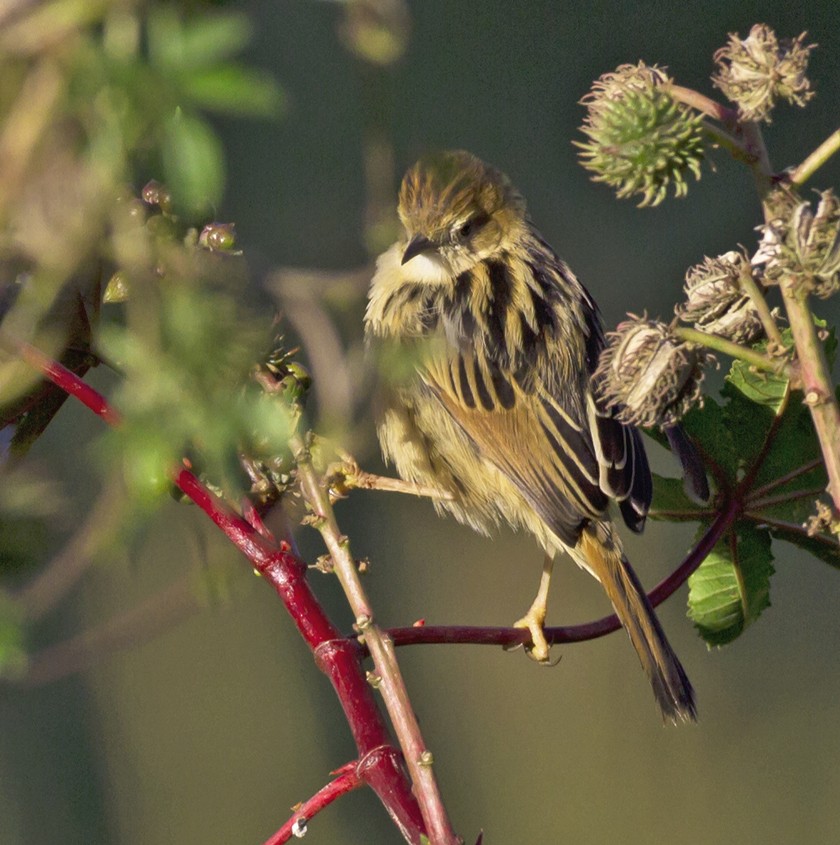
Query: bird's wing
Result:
<box><xmin>422</xmin><ymin>300</ymin><xmax>651</xmax><ymax>544</ymax></box>
<box><xmin>423</xmin><ymin>349</ymin><xmax>609</xmax><ymax>546</ymax></box>
<box><xmin>578</xmin><ymin>299</ymin><xmax>651</xmax><ymax>532</ymax></box>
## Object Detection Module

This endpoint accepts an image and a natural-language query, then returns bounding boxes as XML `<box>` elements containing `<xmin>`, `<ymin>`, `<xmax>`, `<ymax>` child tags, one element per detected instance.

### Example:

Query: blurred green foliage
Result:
<box><xmin>0</xmin><ymin>0</ymin><xmax>285</xmax><ymax>517</ymax></box>
<box><xmin>0</xmin><ymin>0</ymin><xmax>289</xmax><ymax>680</ymax></box>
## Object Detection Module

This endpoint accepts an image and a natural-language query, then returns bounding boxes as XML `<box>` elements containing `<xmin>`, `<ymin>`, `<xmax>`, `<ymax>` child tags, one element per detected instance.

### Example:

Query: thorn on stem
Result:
<box><xmin>355</xmin><ymin>613</ymin><xmax>373</xmax><ymax>631</ymax></box>
<box><xmin>310</xmin><ymin>554</ymin><xmax>334</xmax><ymax>574</ymax></box>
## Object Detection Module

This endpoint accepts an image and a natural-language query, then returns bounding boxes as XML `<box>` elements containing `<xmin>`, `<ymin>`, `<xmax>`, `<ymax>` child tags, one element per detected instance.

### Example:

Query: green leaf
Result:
<box><xmin>766</xmin><ymin>526</ymin><xmax>840</xmax><ymax>570</ymax></box>
<box><xmin>688</xmin><ymin>525</ymin><xmax>774</xmax><ymax>645</ymax></box>
<box><xmin>724</xmin><ymin>355</ymin><xmax>789</xmax><ymax>411</ymax></box>
<box><xmin>649</xmin><ymin>473</ymin><xmax>707</xmax><ymax>519</ymax></box>
<box><xmin>679</xmin><ymin>395</ymin><xmax>738</xmax><ymax>481</ymax></box>
<box><xmin>148</xmin><ymin>9</ymin><xmax>252</xmax><ymax>71</ymax></box>
<box><xmin>177</xmin><ymin>65</ymin><xmax>283</xmax><ymax>117</ymax></box>
<box><xmin>162</xmin><ymin>111</ymin><xmax>224</xmax><ymax>215</ymax></box>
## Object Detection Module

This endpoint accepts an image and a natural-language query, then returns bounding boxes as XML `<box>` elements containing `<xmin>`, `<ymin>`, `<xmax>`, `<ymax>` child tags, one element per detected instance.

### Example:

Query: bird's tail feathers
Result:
<box><xmin>573</xmin><ymin>523</ymin><xmax>697</xmax><ymax>723</ymax></box>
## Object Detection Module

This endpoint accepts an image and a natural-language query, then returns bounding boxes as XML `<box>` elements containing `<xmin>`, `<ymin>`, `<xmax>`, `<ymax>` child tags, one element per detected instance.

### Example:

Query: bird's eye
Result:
<box><xmin>457</xmin><ymin>212</ymin><xmax>489</xmax><ymax>241</ymax></box>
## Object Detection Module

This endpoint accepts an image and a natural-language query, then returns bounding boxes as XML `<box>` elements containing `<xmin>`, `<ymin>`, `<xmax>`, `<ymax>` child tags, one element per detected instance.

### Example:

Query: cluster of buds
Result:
<box><xmin>678</xmin><ymin>251</ymin><xmax>764</xmax><ymax>344</ymax></box>
<box><xmin>105</xmin><ymin>181</ymin><xmax>241</xmax><ymax>303</ymax></box>
<box><xmin>594</xmin><ymin>317</ymin><xmax>708</xmax><ymax>428</ymax></box>
<box><xmin>754</xmin><ymin>189</ymin><xmax>840</xmax><ymax>298</ymax></box>
<box><xmin>240</xmin><ymin>342</ymin><xmax>311</xmax><ymax>507</ymax></box>
<box><xmin>712</xmin><ymin>25</ymin><xmax>815</xmax><ymax>122</ymax></box>
<box><xmin>577</xmin><ymin>63</ymin><xmax>705</xmax><ymax>207</ymax></box>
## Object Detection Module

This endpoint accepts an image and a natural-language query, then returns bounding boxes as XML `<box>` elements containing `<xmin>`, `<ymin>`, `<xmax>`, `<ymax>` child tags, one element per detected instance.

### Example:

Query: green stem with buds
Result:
<box><xmin>745</xmin><ymin>124</ymin><xmax>840</xmax><ymax>514</ymax></box>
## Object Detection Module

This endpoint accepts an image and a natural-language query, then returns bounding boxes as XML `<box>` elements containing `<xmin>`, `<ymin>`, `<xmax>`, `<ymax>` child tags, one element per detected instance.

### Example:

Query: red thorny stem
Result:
<box><xmin>263</xmin><ymin>761</ymin><xmax>362</xmax><ymax>845</ymax></box>
<box><xmin>13</xmin><ymin>340</ymin><xmax>428</xmax><ymax>844</ymax></box>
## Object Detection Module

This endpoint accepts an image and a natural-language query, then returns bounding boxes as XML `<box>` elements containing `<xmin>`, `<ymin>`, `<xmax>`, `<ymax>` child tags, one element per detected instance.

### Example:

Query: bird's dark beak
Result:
<box><xmin>401</xmin><ymin>234</ymin><xmax>436</xmax><ymax>265</ymax></box>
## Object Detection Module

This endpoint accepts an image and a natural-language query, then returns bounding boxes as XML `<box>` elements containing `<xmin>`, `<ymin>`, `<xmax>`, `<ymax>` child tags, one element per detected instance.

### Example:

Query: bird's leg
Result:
<box><xmin>513</xmin><ymin>553</ymin><xmax>554</xmax><ymax>662</ymax></box>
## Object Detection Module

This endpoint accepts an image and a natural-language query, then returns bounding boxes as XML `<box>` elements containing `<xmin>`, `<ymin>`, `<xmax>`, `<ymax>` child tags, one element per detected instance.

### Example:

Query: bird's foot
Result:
<box><xmin>513</xmin><ymin>609</ymin><xmax>551</xmax><ymax>663</ymax></box>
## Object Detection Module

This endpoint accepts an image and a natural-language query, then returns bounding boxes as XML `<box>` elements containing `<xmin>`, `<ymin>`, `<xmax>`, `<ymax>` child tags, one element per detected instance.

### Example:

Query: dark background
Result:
<box><xmin>3</xmin><ymin>2</ymin><xmax>840</xmax><ymax>843</ymax></box>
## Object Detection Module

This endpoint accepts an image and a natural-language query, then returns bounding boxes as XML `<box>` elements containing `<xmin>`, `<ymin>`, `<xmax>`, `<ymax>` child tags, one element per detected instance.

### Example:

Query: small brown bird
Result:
<box><xmin>365</xmin><ymin>150</ymin><xmax>696</xmax><ymax>722</ymax></box>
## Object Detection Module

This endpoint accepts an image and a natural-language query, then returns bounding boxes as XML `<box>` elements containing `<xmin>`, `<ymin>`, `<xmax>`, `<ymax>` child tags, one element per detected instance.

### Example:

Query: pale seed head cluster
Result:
<box><xmin>594</xmin><ymin>317</ymin><xmax>708</xmax><ymax>429</ymax></box>
<box><xmin>755</xmin><ymin>189</ymin><xmax>840</xmax><ymax>298</ymax></box>
<box><xmin>679</xmin><ymin>251</ymin><xmax>764</xmax><ymax>344</ymax></box>
<box><xmin>712</xmin><ymin>24</ymin><xmax>816</xmax><ymax>122</ymax></box>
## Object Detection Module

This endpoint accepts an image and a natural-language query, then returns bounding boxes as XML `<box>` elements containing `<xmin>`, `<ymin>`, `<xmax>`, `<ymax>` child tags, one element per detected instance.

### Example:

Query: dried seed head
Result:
<box><xmin>595</xmin><ymin>317</ymin><xmax>708</xmax><ymax>428</ymax></box>
<box><xmin>679</xmin><ymin>251</ymin><xmax>764</xmax><ymax>343</ymax></box>
<box><xmin>577</xmin><ymin>63</ymin><xmax>705</xmax><ymax>207</ymax></box>
<box><xmin>754</xmin><ymin>189</ymin><xmax>840</xmax><ymax>298</ymax></box>
<box><xmin>712</xmin><ymin>25</ymin><xmax>815</xmax><ymax>122</ymax></box>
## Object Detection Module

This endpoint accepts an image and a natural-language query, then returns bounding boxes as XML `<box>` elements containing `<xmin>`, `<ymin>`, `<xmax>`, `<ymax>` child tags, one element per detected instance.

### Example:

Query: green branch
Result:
<box><xmin>675</xmin><ymin>326</ymin><xmax>787</xmax><ymax>373</ymax></box>
<box><xmin>788</xmin><ymin>128</ymin><xmax>840</xmax><ymax>187</ymax></box>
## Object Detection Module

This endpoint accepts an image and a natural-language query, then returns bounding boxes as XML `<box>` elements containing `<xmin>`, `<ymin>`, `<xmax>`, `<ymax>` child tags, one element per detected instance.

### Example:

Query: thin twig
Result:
<box><xmin>264</xmin><ymin>762</ymin><xmax>363</xmax><ymax>845</ymax></box>
<box><xmin>291</xmin><ymin>433</ymin><xmax>459</xmax><ymax>845</ymax></box>
<box><xmin>14</xmin><ymin>476</ymin><xmax>125</xmax><ymax>622</ymax></box>
<box><xmin>777</xmin><ymin>288</ymin><xmax>840</xmax><ymax>510</ymax></box>
<box><xmin>328</xmin><ymin>458</ymin><xmax>454</xmax><ymax>500</ymax></box>
<box><xmin>386</xmin><ymin>498</ymin><xmax>740</xmax><ymax>650</ymax></box>
<box><xmin>0</xmin><ymin>59</ymin><xmax>64</xmax><ymax>218</ymax></box>
<box><xmin>670</xmin><ymin>84</ymin><xmax>738</xmax><ymax>124</ymax></box>
<box><xmin>349</xmin><ymin>471</ymin><xmax>454</xmax><ymax>499</ymax></box>
<box><xmin>741</xmin><ymin>513</ymin><xmax>840</xmax><ymax>568</ymax></box>
<box><xmin>647</xmin><ymin>508</ymin><xmax>715</xmax><ymax>521</ymax></box>
<box><xmin>701</xmin><ymin>121</ymin><xmax>756</xmax><ymax>163</ymax></box>
<box><xmin>18</xmin><ymin>575</ymin><xmax>202</xmax><ymax>687</ymax></box>
<box><xmin>5</xmin><ymin>335</ymin><xmax>121</xmax><ymax>424</ymax></box>
<box><xmin>268</xmin><ymin>266</ymin><xmax>371</xmax><ymax>425</ymax></box>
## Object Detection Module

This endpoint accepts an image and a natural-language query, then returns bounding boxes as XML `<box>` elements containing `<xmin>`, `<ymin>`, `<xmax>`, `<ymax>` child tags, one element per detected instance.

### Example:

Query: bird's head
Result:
<box><xmin>397</xmin><ymin>150</ymin><xmax>527</xmax><ymax>277</ymax></box>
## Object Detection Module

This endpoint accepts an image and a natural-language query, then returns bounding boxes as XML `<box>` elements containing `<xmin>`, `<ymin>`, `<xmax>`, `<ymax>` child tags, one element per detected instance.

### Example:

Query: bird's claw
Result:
<box><xmin>512</xmin><ymin>612</ymin><xmax>551</xmax><ymax>663</ymax></box>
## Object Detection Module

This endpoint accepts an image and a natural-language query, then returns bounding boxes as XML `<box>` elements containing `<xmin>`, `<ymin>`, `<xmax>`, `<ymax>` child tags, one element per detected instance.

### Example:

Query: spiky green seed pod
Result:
<box><xmin>755</xmin><ymin>189</ymin><xmax>840</xmax><ymax>298</ymax></box>
<box><xmin>594</xmin><ymin>317</ymin><xmax>708</xmax><ymax>427</ymax></box>
<box><xmin>712</xmin><ymin>25</ymin><xmax>815</xmax><ymax>123</ymax></box>
<box><xmin>577</xmin><ymin>63</ymin><xmax>705</xmax><ymax>207</ymax></box>
<box><xmin>678</xmin><ymin>251</ymin><xmax>764</xmax><ymax>344</ymax></box>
